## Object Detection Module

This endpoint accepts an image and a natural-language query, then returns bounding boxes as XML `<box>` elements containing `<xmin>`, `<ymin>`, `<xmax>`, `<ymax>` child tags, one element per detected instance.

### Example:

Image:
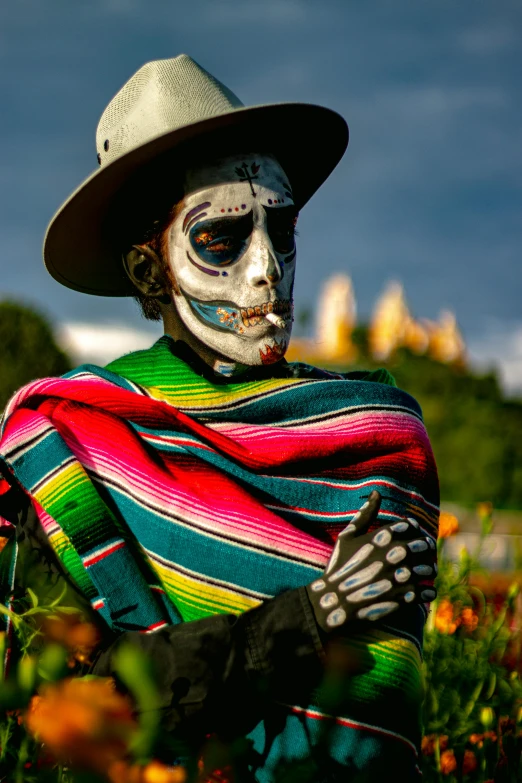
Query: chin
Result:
<box><xmin>219</xmin><ymin>331</ymin><xmax>291</xmax><ymax>366</ymax></box>
<box><xmin>199</xmin><ymin>323</ymin><xmax>291</xmax><ymax>366</ymax></box>
<box><xmin>175</xmin><ymin>299</ymin><xmax>292</xmax><ymax>367</ymax></box>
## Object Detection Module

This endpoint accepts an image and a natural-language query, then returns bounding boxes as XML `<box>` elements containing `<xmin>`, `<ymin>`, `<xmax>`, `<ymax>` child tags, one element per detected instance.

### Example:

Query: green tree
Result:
<box><xmin>0</xmin><ymin>300</ymin><xmax>71</xmax><ymax>410</ymax></box>
<box><xmin>325</xmin><ymin>326</ymin><xmax>522</xmax><ymax>509</ymax></box>
<box><xmin>390</xmin><ymin>352</ymin><xmax>522</xmax><ymax>509</ymax></box>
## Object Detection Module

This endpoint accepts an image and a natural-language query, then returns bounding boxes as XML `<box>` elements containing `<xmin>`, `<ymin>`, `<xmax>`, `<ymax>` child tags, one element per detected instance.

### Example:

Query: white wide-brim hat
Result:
<box><xmin>44</xmin><ymin>54</ymin><xmax>349</xmax><ymax>297</ymax></box>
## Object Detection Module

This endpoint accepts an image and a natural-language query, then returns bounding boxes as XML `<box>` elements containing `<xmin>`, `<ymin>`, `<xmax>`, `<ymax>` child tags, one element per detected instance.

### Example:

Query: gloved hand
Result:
<box><xmin>306</xmin><ymin>490</ymin><xmax>437</xmax><ymax>631</ymax></box>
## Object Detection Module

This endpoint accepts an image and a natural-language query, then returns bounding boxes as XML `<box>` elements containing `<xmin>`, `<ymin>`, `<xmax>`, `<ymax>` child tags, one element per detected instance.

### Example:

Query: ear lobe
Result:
<box><xmin>123</xmin><ymin>245</ymin><xmax>168</xmax><ymax>297</ymax></box>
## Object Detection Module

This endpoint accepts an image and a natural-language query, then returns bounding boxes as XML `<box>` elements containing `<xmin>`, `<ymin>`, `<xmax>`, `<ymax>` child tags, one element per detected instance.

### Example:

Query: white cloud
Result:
<box><xmin>58</xmin><ymin>322</ymin><xmax>161</xmax><ymax>367</ymax></box>
<box><xmin>468</xmin><ymin>321</ymin><xmax>522</xmax><ymax>397</ymax></box>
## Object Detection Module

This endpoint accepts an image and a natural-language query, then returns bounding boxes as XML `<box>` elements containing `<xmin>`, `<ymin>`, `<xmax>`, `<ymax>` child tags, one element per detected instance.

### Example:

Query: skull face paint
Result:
<box><xmin>165</xmin><ymin>154</ymin><xmax>297</xmax><ymax>366</ymax></box>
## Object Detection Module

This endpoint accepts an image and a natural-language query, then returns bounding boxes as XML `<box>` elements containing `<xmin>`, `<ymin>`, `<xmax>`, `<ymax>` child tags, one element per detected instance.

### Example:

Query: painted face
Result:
<box><xmin>165</xmin><ymin>153</ymin><xmax>297</xmax><ymax>367</ymax></box>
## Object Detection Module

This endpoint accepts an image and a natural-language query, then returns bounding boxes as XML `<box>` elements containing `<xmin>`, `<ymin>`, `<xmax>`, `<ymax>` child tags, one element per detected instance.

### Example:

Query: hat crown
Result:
<box><xmin>96</xmin><ymin>54</ymin><xmax>244</xmax><ymax>166</ymax></box>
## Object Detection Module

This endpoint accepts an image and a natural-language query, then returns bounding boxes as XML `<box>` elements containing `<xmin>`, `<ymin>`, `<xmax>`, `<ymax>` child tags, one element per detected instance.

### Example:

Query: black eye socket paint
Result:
<box><xmin>189</xmin><ymin>211</ymin><xmax>253</xmax><ymax>267</ymax></box>
<box><xmin>263</xmin><ymin>205</ymin><xmax>299</xmax><ymax>256</ymax></box>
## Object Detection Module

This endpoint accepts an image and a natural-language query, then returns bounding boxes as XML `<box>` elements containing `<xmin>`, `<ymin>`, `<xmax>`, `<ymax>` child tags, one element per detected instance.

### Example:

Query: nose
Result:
<box><xmin>247</xmin><ymin>232</ymin><xmax>282</xmax><ymax>288</ymax></box>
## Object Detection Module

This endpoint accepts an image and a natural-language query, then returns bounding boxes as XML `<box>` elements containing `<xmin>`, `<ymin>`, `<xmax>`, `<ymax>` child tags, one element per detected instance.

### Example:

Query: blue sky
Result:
<box><xmin>1</xmin><ymin>0</ymin><xmax>521</xmax><ymax>387</ymax></box>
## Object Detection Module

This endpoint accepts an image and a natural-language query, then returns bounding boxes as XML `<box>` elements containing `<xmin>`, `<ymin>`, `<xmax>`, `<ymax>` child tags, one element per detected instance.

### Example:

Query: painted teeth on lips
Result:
<box><xmin>240</xmin><ymin>299</ymin><xmax>292</xmax><ymax>327</ymax></box>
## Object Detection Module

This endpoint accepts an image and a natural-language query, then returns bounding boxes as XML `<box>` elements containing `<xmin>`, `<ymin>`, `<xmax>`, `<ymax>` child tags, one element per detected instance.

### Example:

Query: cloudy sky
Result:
<box><xmin>1</xmin><ymin>0</ymin><xmax>521</xmax><ymax>390</ymax></box>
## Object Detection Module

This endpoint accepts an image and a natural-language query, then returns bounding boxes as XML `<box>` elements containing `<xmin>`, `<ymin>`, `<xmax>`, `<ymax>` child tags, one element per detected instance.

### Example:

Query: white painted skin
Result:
<box><xmin>357</xmin><ymin>602</ymin><xmax>398</xmax><ymax>621</ymax></box>
<box><xmin>408</xmin><ymin>539</ymin><xmax>428</xmax><ymax>553</ymax></box>
<box><xmin>329</xmin><ymin>543</ymin><xmax>374</xmax><ymax>581</ymax></box>
<box><xmin>346</xmin><ymin>579</ymin><xmax>393</xmax><ymax>603</ymax></box>
<box><xmin>391</xmin><ymin>522</ymin><xmax>409</xmax><ymax>533</ymax></box>
<box><xmin>326</xmin><ymin>607</ymin><xmax>347</xmax><ymax>627</ymax></box>
<box><xmin>373</xmin><ymin>528</ymin><xmax>392</xmax><ymax>547</ymax></box>
<box><xmin>386</xmin><ymin>545</ymin><xmax>407</xmax><ymax>564</ymax></box>
<box><xmin>165</xmin><ymin>153</ymin><xmax>296</xmax><ymax>366</ymax></box>
<box><xmin>319</xmin><ymin>592</ymin><xmax>339</xmax><ymax>608</ymax></box>
<box><xmin>325</xmin><ymin>539</ymin><xmax>341</xmax><ymax>575</ymax></box>
<box><xmin>338</xmin><ymin>560</ymin><xmax>383</xmax><ymax>592</ymax></box>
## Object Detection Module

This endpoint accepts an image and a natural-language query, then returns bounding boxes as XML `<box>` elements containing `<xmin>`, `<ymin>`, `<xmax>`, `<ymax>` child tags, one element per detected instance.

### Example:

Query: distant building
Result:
<box><xmin>365</xmin><ymin>280</ymin><xmax>465</xmax><ymax>365</ymax></box>
<box><xmin>287</xmin><ymin>275</ymin><xmax>466</xmax><ymax>367</ymax></box>
<box><xmin>427</xmin><ymin>310</ymin><xmax>466</xmax><ymax>365</ymax></box>
<box><xmin>369</xmin><ymin>281</ymin><xmax>411</xmax><ymax>360</ymax></box>
<box><xmin>315</xmin><ymin>274</ymin><xmax>357</xmax><ymax>361</ymax></box>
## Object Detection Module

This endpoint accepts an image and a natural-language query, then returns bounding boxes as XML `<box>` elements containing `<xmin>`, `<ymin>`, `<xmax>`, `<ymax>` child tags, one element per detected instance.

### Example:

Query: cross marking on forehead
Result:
<box><xmin>235</xmin><ymin>161</ymin><xmax>260</xmax><ymax>197</ymax></box>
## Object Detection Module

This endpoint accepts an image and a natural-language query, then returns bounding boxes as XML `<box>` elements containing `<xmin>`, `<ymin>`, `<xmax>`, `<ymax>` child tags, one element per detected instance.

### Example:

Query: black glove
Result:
<box><xmin>306</xmin><ymin>490</ymin><xmax>437</xmax><ymax>632</ymax></box>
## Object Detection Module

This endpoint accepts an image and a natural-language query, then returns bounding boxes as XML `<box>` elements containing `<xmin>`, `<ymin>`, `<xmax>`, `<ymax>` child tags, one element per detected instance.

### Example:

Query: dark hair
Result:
<box><xmin>114</xmin><ymin>154</ymin><xmax>185</xmax><ymax>320</ymax></box>
<box><xmin>130</xmin><ymin>203</ymin><xmax>180</xmax><ymax>321</ymax></box>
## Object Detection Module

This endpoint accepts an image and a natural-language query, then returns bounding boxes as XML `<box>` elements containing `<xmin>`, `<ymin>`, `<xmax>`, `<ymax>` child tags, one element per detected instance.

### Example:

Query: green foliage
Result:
<box><xmin>0</xmin><ymin>592</ymin><xmax>90</xmax><ymax>782</ymax></box>
<box><xmin>0</xmin><ymin>300</ymin><xmax>71</xmax><ymax>410</ymax></box>
<box><xmin>421</xmin><ymin>508</ymin><xmax>522</xmax><ymax>782</ymax></box>
<box><xmin>332</xmin><ymin>327</ymin><xmax>522</xmax><ymax>508</ymax></box>
<box><xmin>390</xmin><ymin>351</ymin><xmax>522</xmax><ymax>509</ymax></box>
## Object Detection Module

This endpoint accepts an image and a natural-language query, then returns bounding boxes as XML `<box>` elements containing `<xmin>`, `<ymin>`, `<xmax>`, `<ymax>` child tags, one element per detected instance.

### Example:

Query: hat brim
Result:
<box><xmin>44</xmin><ymin>102</ymin><xmax>348</xmax><ymax>296</ymax></box>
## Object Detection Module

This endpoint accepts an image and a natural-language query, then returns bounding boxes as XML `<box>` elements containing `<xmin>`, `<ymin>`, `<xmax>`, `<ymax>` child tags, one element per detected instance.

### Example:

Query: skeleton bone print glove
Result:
<box><xmin>306</xmin><ymin>490</ymin><xmax>437</xmax><ymax>631</ymax></box>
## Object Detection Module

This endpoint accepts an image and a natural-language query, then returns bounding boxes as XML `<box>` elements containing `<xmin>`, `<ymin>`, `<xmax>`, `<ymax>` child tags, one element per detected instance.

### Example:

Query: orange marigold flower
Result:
<box><xmin>460</xmin><ymin>606</ymin><xmax>479</xmax><ymax>632</ymax></box>
<box><xmin>66</xmin><ymin>622</ymin><xmax>100</xmax><ymax>649</ymax></box>
<box><xmin>108</xmin><ymin>761</ymin><xmax>142</xmax><ymax>783</ymax></box>
<box><xmin>438</xmin><ymin>511</ymin><xmax>459</xmax><ymax>539</ymax></box>
<box><xmin>43</xmin><ymin>615</ymin><xmax>101</xmax><ymax>667</ymax></box>
<box><xmin>421</xmin><ymin>735</ymin><xmax>436</xmax><ymax>755</ymax></box>
<box><xmin>435</xmin><ymin>599</ymin><xmax>459</xmax><ymax>634</ymax></box>
<box><xmin>25</xmin><ymin>677</ymin><xmax>137</xmax><ymax>773</ymax></box>
<box><xmin>143</xmin><ymin>761</ymin><xmax>187</xmax><ymax>783</ymax></box>
<box><xmin>440</xmin><ymin>749</ymin><xmax>457</xmax><ymax>775</ymax></box>
<box><xmin>469</xmin><ymin>733</ymin><xmax>484</xmax><ymax>747</ymax></box>
<box><xmin>108</xmin><ymin>761</ymin><xmax>186</xmax><ymax>783</ymax></box>
<box><xmin>462</xmin><ymin>750</ymin><xmax>477</xmax><ymax>775</ymax></box>
<box><xmin>422</xmin><ymin>734</ymin><xmax>449</xmax><ymax>755</ymax></box>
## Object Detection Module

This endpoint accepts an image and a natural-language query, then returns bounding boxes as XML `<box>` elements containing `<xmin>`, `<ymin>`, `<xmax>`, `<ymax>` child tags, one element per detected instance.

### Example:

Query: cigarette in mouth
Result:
<box><xmin>265</xmin><ymin>312</ymin><xmax>287</xmax><ymax>329</ymax></box>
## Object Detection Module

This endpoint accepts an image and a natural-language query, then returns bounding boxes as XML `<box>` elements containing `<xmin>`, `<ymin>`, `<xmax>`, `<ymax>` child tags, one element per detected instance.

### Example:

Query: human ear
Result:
<box><xmin>123</xmin><ymin>245</ymin><xmax>169</xmax><ymax>299</ymax></box>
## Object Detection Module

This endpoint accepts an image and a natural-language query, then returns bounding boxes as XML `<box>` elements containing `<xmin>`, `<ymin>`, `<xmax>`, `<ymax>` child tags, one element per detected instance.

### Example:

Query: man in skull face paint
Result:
<box><xmin>0</xmin><ymin>56</ymin><xmax>439</xmax><ymax>781</ymax></box>
<box><xmin>124</xmin><ymin>153</ymin><xmax>297</xmax><ymax>372</ymax></box>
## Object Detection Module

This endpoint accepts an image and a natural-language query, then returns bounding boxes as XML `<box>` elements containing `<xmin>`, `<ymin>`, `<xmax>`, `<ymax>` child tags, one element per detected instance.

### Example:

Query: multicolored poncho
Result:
<box><xmin>0</xmin><ymin>336</ymin><xmax>439</xmax><ymax>781</ymax></box>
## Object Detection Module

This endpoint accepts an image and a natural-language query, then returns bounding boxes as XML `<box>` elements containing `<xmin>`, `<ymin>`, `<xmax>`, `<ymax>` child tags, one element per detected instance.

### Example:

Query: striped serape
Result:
<box><xmin>0</xmin><ymin>335</ymin><xmax>439</xmax><ymax>780</ymax></box>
